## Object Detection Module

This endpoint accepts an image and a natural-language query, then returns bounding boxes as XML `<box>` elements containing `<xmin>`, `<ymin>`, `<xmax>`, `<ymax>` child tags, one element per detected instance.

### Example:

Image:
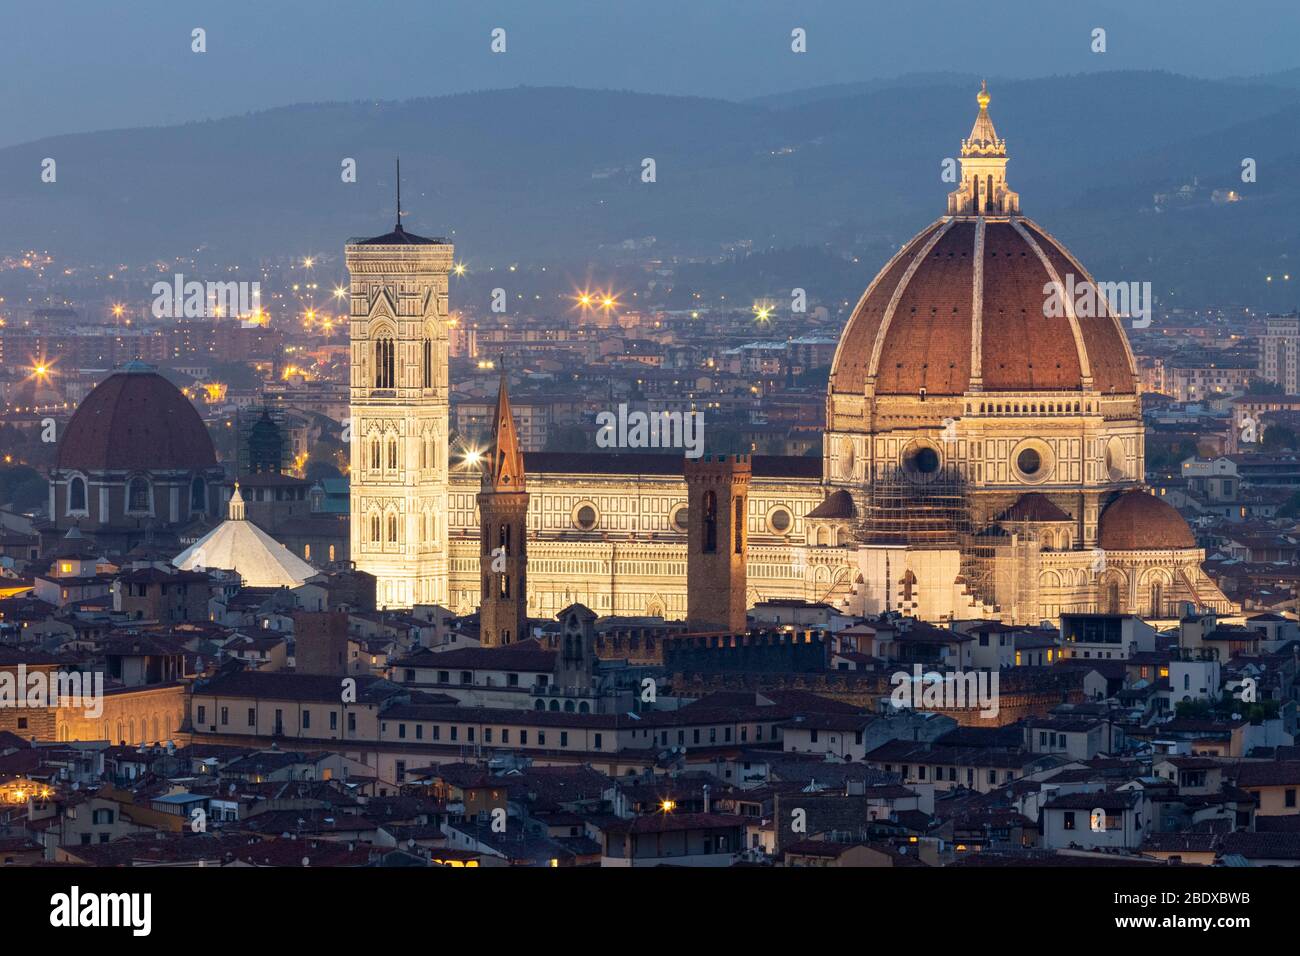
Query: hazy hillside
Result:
<box><xmin>2</xmin><ymin>71</ymin><xmax>1299</xmax><ymax>306</ymax></box>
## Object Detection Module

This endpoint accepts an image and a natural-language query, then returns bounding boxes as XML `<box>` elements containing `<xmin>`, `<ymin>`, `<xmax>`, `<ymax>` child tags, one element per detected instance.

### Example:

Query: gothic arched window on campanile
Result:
<box><xmin>374</xmin><ymin>334</ymin><xmax>395</xmax><ymax>389</ymax></box>
<box><xmin>422</xmin><ymin>338</ymin><xmax>432</xmax><ymax>388</ymax></box>
<box><xmin>370</xmin><ymin>513</ymin><xmax>381</xmax><ymax>543</ymax></box>
<box><xmin>702</xmin><ymin>491</ymin><xmax>717</xmax><ymax>553</ymax></box>
<box><xmin>69</xmin><ymin>476</ymin><xmax>87</xmax><ymax>513</ymax></box>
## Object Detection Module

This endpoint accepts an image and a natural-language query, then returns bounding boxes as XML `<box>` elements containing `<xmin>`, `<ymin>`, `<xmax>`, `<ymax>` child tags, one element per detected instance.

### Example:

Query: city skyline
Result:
<box><xmin>0</xmin><ymin>4</ymin><xmax>1293</xmax><ymax>930</ymax></box>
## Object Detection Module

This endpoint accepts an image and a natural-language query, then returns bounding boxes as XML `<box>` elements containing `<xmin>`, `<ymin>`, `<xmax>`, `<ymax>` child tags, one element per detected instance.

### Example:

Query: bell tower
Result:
<box><xmin>685</xmin><ymin>454</ymin><xmax>751</xmax><ymax>633</ymax></box>
<box><xmin>477</xmin><ymin>365</ymin><xmax>530</xmax><ymax>646</ymax></box>
<box><xmin>347</xmin><ymin>164</ymin><xmax>453</xmax><ymax>609</ymax></box>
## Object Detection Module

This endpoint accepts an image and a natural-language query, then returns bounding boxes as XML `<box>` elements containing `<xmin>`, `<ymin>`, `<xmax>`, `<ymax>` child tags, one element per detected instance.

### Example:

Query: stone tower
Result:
<box><xmin>477</xmin><ymin>366</ymin><xmax>529</xmax><ymax>646</ymax></box>
<box><xmin>685</xmin><ymin>454</ymin><xmax>751</xmax><ymax>633</ymax></box>
<box><xmin>554</xmin><ymin>603</ymin><xmax>598</xmax><ymax>691</ymax></box>
<box><xmin>347</xmin><ymin>175</ymin><xmax>453</xmax><ymax>610</ymax></box>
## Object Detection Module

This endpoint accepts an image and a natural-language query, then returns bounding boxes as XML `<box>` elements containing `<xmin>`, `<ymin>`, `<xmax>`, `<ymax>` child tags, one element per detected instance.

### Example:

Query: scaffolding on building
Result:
<box><xmin>856</xmin><ymin>463</ymin><xmax>1007</xmax><ymax>614</ymax></box>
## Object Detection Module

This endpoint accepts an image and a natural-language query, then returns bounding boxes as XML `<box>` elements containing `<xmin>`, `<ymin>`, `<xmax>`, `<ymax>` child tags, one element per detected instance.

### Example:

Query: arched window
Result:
<box><xmin>128</xmin><ymin>477</ymin><xmax>151</xmax><ymax>513</ymax></box>
<box><xmin>548</xmin><ymin>700</ymin><xmax>560</xmax><ymax>712</ymax></box>
<box><xmin>328</xmin><ymin>544</ymin><xmax>335</xmax><ymax>562</ymax></box>
<box><xmin>1150</xmin><ymin>580</ymin><xmax>1164</xmax><ymax>616</ymax></box>
<box><xmin>564</xmin><ymin>700</ymin><xmax>575</xmax><ymax>713</ymax></box>
<box><xmin>370</xmin><ymin>513</ymin><xmax>381</xmax><ymax>543</ymax></box>
<box><xmin>69</xmin><ymin>476</ymin><xmax>87</xmax><ymax>512</ymax></box>
<box><xmin>734</xmin><ymin>495</ymin><xmax>745</xmax><ymax>554</ymax></box>
<box><xmin>422</xmin><ymin>338</ymin><xmax>432</xmax><ymax>388</ymax></box>
<box><xmin>373</xmin><ymin>334</ymin><xmax>395</xmax><ymax>389</ymax></box>
<box><xmin>387</xmin><ymin>513</ymin><xmax>399</xmax><ymax>543</ymax></box>
<box><xmin>534</xmin><ymin>699</ymin><xmax>546</xmax><ymax>711</ymax></box>
<box><xmin>702</xmin><ymin>491</ymin><xmax>717</xmax><ymax>553</ymax></box>
<box><xmin>1106</xmin><ymin>581</ymin><xmax>1121</xmax><ymax>614</ymax></box>
<box><xmin>387</xmin><ymin>437</ymin><xmax>398</xmax><ymax>470</ymax></box>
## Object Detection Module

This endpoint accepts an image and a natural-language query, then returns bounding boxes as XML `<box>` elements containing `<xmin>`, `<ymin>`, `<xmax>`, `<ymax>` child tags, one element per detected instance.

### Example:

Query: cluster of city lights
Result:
<box><xmin>573</xmin><ymin>289</ymin><xmax>620</xmax><ymax>313</ymax></box>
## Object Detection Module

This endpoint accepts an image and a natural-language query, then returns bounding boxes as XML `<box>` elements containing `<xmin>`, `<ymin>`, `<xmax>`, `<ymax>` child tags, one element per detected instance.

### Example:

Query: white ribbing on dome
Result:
<box><xmin>1010</xmin><ymin>218</ymin><xmax>1094</xmax><ymax>391</ymax></box>
<box><xmin>863</xmin><ymin>218</ymin><xmax>955</xmax><ymax>397</ymax></box>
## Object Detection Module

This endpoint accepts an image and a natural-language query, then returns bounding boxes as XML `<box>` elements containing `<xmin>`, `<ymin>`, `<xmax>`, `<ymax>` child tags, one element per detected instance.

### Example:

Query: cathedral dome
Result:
<box><xmin>829</xmin><ymin>84</ymin><xmax>1137</xmax><ymax>400</ymax></box>
<box><xmin>829</xmin><ymin>218</ymin><xmax>1138</xmax><ymax>397</ymax></box>
<box><xmin>1097</xmin><ymin>491</ymin><xmax>1196</xmax><ymax>551</ymax></box>
<box><xmin>57</xmin><ymin>363</ymin><xmax>216</xmax><ymax>473</ymax></box>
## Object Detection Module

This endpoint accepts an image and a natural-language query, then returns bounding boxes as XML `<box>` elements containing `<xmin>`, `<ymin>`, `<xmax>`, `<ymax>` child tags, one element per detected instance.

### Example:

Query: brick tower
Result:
<box><xmin>685</xmin><ymin>454</ymin><xmax>751</xmax><ymax>633</ymax></box>
<box><xmin>477</xmin><ymin>366</ymin><xmax>529</xmax><ymax>646</ymax></box>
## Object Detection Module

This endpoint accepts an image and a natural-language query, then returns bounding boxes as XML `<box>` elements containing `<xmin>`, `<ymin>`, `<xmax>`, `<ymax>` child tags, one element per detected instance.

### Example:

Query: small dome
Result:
<box><xmin>1098</xmin><ymin>491</ymin><xmax>1195</xmax><ymax>551</ymax></box>
<box><xmin>57</xmin><ymin>366</ymin><xmax>216</xmax><ymax>473</ymax></box>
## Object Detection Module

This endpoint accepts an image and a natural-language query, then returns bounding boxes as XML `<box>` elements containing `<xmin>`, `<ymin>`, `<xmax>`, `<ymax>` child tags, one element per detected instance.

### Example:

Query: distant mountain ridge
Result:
<box><xmin>2</xmin><ymin>70</ymin><xmax>1299</xmax><ymax>307</ymax></box>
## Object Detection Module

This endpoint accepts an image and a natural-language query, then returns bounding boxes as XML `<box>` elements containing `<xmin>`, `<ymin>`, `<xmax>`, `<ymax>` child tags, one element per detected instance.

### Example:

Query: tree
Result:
<box><xmin>0</xmin><ymin>465</ymin><xmax>48</xmax><ymax>512</ymax></box>
<box><xmin>1262</xmin><ymin>424</ymin><xmax>1298</xmax><ymax>452</ymax></box>
<box><xmin>305</xmin><ymin>459</ymin><xmax>342</xmax><ymax>482</ymax></box>
<box><xmin>1174</xmin><ymin>698</ymin><xmax>1213</xmax><ymax>720</ymax></box>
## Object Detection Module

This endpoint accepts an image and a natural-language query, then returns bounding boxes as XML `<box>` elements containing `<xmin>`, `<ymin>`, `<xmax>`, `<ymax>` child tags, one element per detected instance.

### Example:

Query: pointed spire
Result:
<box><xmin>964</xmin><ymin>80</ymin><xmax>1004</xmax><ymax>156</ymax></box>
<box><xmin>394</xmin><ymin>157</ymin><xmax>403</xmax><ymax>232</ymax></box>
<box><xmin>229</xmin><ymin>483</ymin><xmax>246</xmax><ymax>521</ymax></box>
<box><xmin>486</xmin><ymin>360</ymin><xmax>526</xmax><ymax>492</ymax></box>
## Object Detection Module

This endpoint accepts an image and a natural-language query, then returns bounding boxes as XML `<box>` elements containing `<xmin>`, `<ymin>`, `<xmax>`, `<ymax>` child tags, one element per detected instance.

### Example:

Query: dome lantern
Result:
<box><xmin>948</xmin><ymin>82</ymin><xmax>1020</xmax><ymax>216</ymax></box>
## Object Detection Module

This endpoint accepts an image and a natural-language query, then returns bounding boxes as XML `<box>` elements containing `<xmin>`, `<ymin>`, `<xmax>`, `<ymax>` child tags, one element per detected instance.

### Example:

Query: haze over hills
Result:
<box><xmin>3</xmin><ymin>70</ymin><xmax>1299</xmax><ymax>308</ymax></box>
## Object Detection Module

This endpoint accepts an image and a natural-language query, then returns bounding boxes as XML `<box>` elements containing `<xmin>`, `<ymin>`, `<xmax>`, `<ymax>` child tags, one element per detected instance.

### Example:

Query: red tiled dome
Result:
<box><xmin>1097</xmin><ymin>491</ymin><xmax>1195</xmax><ymax>551</ymax></box>
<box><xmin>829</xmin><ymin>218</ymin><xmax>1137</xmax><ymax>397</ymax></box>
<box><xmin>56</xmin><ymin>366</ymin><xmax>216</xmax><ymax>472</ymax></box>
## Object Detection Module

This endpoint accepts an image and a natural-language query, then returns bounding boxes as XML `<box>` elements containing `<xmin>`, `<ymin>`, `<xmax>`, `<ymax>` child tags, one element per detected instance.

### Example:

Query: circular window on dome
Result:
<box><xmin>572</xmin><ymin>503</ymin><xmax>599</xmax><ymax>531</ymax></box>
<box><xmin>767</xmin><ymin>507</ymin><xmax>793</xmax><ymax>535</ymax></box>
<box><xmin>670</xmin><ymin>504</ymin><xmax>689</xmax><ymax>532</ymax></box>
<box><xmin>1011</xmin><ymin>440</ymin><xmax>1055</xmax><ymax>484</ymax></box>
<box><xmin>902</xmin><ymin>440</ymin><xmax>943</xmax><ymax>482</ymax></box>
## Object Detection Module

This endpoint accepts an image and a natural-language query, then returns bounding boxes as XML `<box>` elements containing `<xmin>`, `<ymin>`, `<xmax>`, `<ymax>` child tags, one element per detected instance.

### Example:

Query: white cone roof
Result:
<box><xmin>172</xmin><ymin>485</ymin><xmax>317</xmax><ymax>589</ymax></box>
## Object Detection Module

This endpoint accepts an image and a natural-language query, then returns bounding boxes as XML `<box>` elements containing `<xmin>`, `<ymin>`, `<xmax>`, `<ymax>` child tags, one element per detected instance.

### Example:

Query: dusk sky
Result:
<box><xmin>5</xmin><ymin>0</ymin><xmax>1299</xmax><ymax>148</ymax></box>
